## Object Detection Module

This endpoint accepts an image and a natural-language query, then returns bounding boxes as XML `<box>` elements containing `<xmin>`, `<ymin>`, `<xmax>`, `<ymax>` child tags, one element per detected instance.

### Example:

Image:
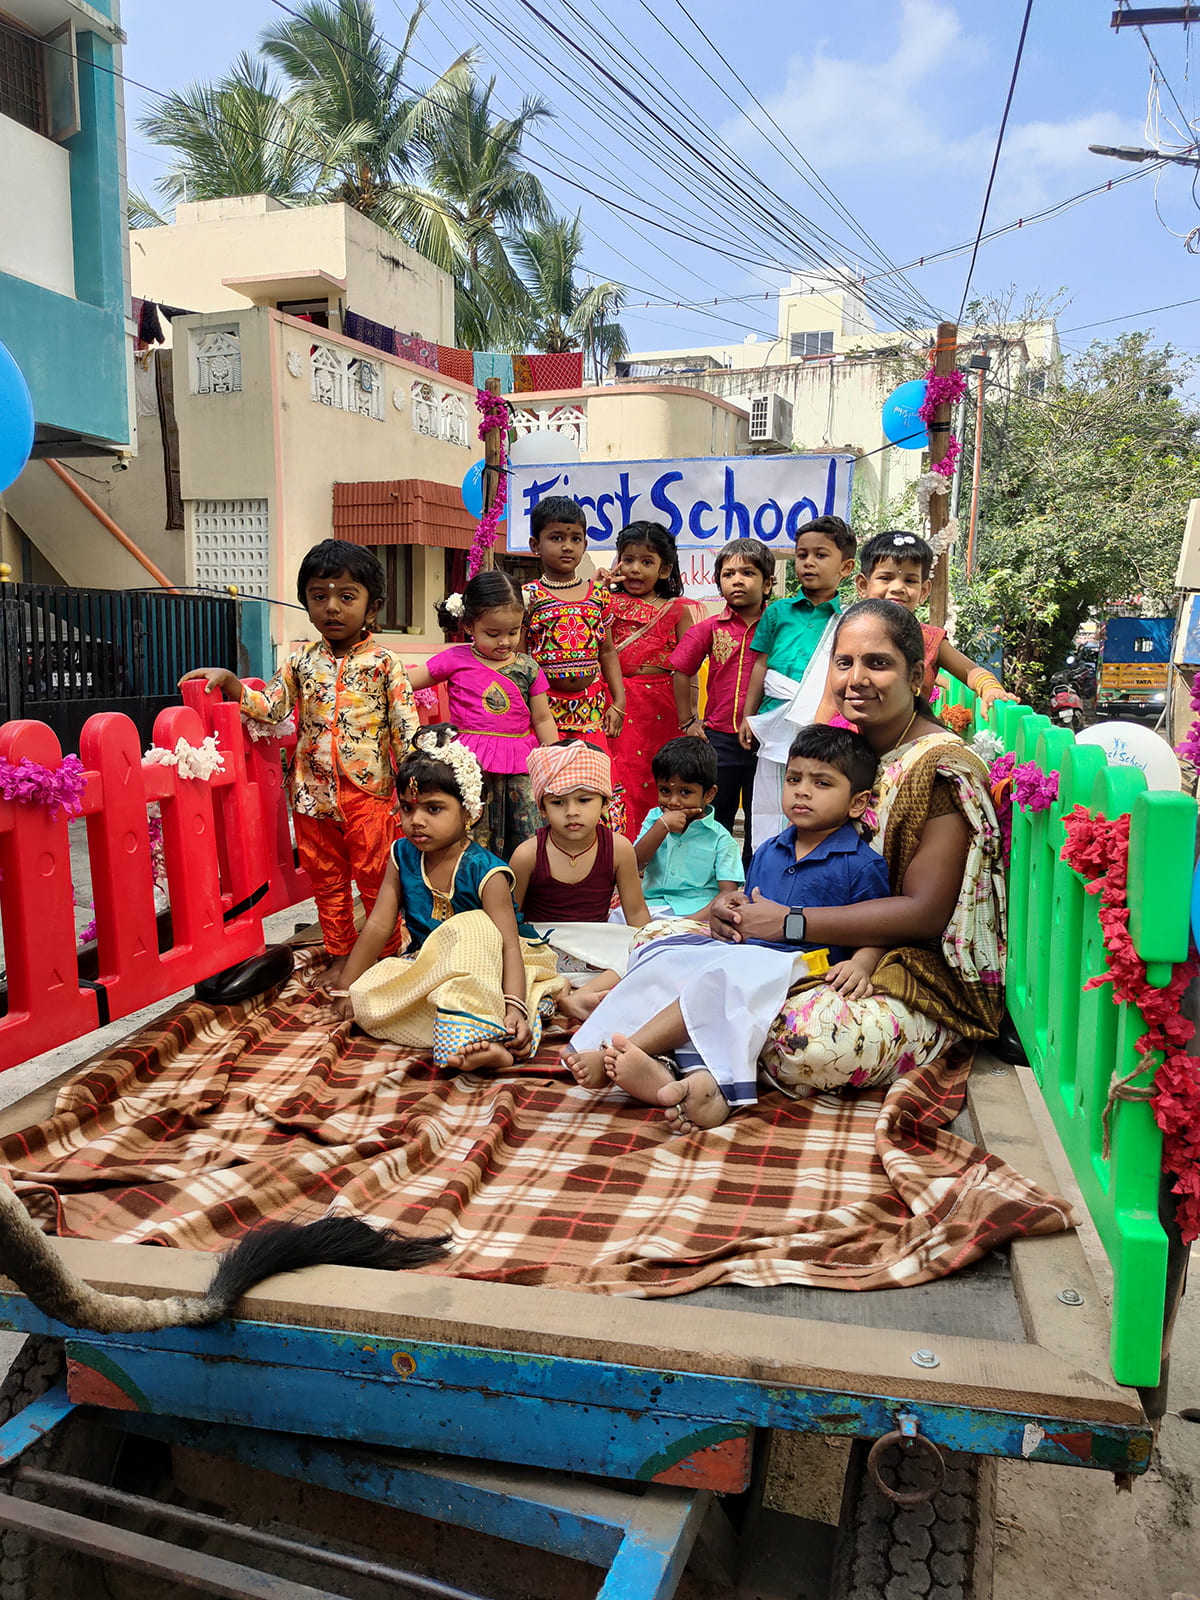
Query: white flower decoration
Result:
<box><xmin>442</xmin><ymin>592</ymin><xmax>465</xmax><ymax>619</ymax></box>
<box><xmin>143</xmin><ymin>735</ymin><xmax>226</xmax><ymax>781</ymax></box>
<box><xmin>971</xmin><ymin>729</ymin><xmax>1005</xmax><ymax>763</ymax></box>
<box><xmin>416</xmin><ymin>730</ymin><xmax>483</xmax><ymax>822</ymax></box>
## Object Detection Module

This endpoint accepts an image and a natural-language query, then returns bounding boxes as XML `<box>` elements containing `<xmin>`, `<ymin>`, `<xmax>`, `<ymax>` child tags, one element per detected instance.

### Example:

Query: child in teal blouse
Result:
<box><xmin>330</xmin><ymin>728</ymin><xmax>564</xmax><ymax>1072</ymax></box>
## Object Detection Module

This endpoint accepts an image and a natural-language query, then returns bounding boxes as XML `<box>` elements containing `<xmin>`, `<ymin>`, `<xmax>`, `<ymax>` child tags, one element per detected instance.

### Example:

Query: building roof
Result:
<box><xmin>333</xmin><ymin>479</ymin><xmax>477</xmax><ymax>549</ymax></box>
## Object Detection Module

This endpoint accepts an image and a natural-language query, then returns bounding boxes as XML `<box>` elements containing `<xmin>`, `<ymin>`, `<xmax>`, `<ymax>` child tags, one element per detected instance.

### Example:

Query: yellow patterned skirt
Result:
<box><xmin>348</xmin><ymin>909</ymin><xmax>564</xmax><ymax>1069</ymax></box>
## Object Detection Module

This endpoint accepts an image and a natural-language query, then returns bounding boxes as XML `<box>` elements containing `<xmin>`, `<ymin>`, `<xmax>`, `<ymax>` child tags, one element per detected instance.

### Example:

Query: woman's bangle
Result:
<box><xmin>968</xmin><ymin>667</ymin><xmax>1001</xmax><ymax>694</ymax></box>
<box><xmin>611</xmin><ymin>705</ymin><xmax>625</xmax><ymax>720</ymax></box>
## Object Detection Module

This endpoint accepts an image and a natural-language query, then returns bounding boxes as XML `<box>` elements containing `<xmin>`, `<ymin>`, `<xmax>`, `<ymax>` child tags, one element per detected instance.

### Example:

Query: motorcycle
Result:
<box><xmin>1050</xmin><ymin>675</ymin><xmax>1085</xmax><ymax>732</ymax></box>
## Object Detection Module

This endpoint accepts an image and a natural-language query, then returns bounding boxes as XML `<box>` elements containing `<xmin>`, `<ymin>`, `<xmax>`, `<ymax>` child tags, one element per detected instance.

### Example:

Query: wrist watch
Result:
<box><xmin>783</xmin><ymin>909</ymin><xmax>807</xmax><ymax>945</ymax></box>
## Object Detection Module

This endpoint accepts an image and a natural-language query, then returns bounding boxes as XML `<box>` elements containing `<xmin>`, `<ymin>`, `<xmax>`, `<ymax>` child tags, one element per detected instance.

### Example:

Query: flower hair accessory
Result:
<box><xmin>890</xmin><ymin>533</ymin><xmax>918</xmax><ymax>546</ymax></box>
<box><xmin>442</xmin><ymin>592</ymin><xmax>465</xmax><ymax>620</ymax></box>
<box><xmin>414</xmin><ymin>728</ymin><xmax>484</xmax><ymax>822</ymax></box>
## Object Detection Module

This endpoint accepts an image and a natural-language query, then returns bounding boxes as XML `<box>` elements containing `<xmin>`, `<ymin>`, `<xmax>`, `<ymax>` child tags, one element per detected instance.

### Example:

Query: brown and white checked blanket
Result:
<box><xmin>1</xmin><ymin>953</ymin><xmax>1075</xmax><ymax>1294</ymax></box>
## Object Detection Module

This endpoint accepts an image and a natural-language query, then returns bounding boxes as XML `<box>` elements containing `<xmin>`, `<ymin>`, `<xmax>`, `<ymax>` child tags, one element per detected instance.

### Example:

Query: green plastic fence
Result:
<box><xmin>938</xmin><ymin>675</ymin><xmax>1196</xmax><ymax>1388</ymax></box>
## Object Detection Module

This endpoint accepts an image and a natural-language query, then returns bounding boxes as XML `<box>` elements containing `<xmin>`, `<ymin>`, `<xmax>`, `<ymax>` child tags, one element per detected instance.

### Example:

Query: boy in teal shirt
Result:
<box><xmin>635</xmin><ymin>737</ymin><xmax>744</xmax><ymax>920</ymax></box>
<box><xmin>737</xmin><ymin>515</ymin><xmax>856</xmax><ymax>850</ymax></box>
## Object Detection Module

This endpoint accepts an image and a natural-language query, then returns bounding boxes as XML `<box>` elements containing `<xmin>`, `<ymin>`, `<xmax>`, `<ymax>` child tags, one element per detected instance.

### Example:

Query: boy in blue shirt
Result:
<box><xmin>634</xmin><ymin>737</ymin><xmax>744</xmax><ymax>921</ymax></box>
<box><xmin>565</xmin><ymin>725</ymin><xmax>889</xmax><ymax>1123</ymax></box>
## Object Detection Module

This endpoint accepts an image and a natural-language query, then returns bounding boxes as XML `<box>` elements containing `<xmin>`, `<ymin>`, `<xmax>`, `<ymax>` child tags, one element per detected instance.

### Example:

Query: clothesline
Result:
<box><xmin>341</xmin><ymin>311</ymin><xmax>583</xmax><ymax>392</ymax></box>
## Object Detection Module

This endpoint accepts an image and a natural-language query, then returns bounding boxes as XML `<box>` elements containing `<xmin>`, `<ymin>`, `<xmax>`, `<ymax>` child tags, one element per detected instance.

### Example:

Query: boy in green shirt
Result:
<box><xmin>737</xmin><ymin>515</ymin><xmax>855</xmax><ymax>850</ymax></box>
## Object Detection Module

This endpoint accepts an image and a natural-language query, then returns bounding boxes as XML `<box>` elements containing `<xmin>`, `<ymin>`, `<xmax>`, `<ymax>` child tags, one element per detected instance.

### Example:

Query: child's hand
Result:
<box><xmin>825</xmin><ymin>956</ymin><xmax>876</xmax><ymax>1001</ymax></box>
<box><xmin>661</xmin><ymin>807</ymin><xmax>691</xmax><ymax>834</ymax></box>
<box><xmin>179</xmin><ymin>667</ymin><xmax>239</xmax><ymax>699</ymax></box>
<box><xmin>684</xmin><ymin>721</ymin><xmax>708</xmax><ymax>740</ymax></box>
<box><xmin>737</xmin><ymin>717</ymin><xmax>757</xmax><ymax>751</ymax></box>
<box><xmin>602</xmin><ymin>704</ymin><xmax>625</xmax><ymax>738</ymax></box>
<box><xmin>324</xmin><ymin>993</ymin><xmax>353</xmax><ymax>1024</ymax></box>
<box><xmin>505</xmin><ymin>1010</ymin><xmax>533</xmax><ymax>1055</ymax></box>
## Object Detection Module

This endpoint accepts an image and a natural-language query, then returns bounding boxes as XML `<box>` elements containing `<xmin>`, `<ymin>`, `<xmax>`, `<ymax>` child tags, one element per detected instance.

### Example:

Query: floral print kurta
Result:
<box><xmin>240</xmin><ymin>636</ymin><xmax>418</xmax><ymax>820</ymax></box>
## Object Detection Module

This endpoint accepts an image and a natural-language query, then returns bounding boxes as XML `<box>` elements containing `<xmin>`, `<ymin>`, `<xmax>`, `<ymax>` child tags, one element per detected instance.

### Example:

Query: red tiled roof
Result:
<box><xmin>333</xmin><ymin>479</ymin><xmax>476</xmax><ymax>549</ymax></box>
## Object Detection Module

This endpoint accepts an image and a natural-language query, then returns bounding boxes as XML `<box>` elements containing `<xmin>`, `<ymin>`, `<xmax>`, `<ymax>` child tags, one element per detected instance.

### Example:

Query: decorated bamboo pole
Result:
<box><xmin>927</xmin><ymin>321</ymin><xmax>958</xmax><ymax>628</ymax></box>
<box><xmin>479</xmin><ymin>376</ymin><xmax>504</xmax><ymax>572</ymax></box>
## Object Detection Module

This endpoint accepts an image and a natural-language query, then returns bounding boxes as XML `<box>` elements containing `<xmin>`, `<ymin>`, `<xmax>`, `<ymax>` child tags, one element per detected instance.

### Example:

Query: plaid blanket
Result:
<box><xmin>1</xmin><ymin>953</ymin><xmax>1074</xmax><ymax>1294</ymax></box>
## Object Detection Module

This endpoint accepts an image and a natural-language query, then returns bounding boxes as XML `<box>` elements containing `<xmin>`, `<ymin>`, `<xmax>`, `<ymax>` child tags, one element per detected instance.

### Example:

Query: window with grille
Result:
<box><xmin>377</xmin><ymin>546</ymin><xmax>413</xmax><ymax>631</ymax></box>
<box><xmin>0</xmin><ymin>20</ymin><xmax>45</xmax><ymax>133</ymax></box>
<box><xmin>789</xmin><ymin>330</ymin><xmax>834</xmax><ymax>359</ymax></box>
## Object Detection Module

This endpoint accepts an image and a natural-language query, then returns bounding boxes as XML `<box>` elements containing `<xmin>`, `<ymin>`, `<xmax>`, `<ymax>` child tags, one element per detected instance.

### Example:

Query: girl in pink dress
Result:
<box><xmin>607</xmin><ymin>522</ymin><xmax>698</xmax><ymax>838</ymax></box>
<box><xmin>407</xmin><ymin>571</ymin><xmax>557</xmax><ymax>860</ymax></box>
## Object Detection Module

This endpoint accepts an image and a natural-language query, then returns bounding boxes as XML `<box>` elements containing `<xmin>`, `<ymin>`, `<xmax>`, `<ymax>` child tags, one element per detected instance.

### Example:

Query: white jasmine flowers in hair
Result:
<box><xmin>443</xmin><ymin>592</ymin><xmax>465</xmax><ymax>619</ymax></box>
<box><xmin>416</xmin><ymin>729</ymin><xmax>484</xmax><ymax>822</ymax></box>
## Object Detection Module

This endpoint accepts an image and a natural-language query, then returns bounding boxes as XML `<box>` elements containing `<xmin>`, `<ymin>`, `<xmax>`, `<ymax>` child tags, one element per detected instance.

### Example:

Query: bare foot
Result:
<box><xmin>445</xmin><ymin>1037</ymin><xmax>515</xmax><ymax>1073</ymax></box>
<box><xmin>605</xmin><ymin>1033</ymin><xmax>677</xmax><ymax>1106</ymax></box>
<box><xmin>556</xmin><ymin>986</ymin><xmax>608</xmax><ymax>1024</ymax></box>
<box><xmin>561</xmin><ymin>1047</ymin><xmax>608</xmax><ymax>1090</ymax></box>
<box><xmin>657</xmin><ymin>1070</ymin><xmax>730</xmax><ymax>1134</ymax></box>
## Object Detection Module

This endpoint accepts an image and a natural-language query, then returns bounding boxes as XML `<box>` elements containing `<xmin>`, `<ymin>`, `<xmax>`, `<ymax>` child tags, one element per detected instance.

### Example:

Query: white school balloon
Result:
<box><xmin>1075</xmin><ymin>721</ymin><xmax>1182</xmax><ymax>791</ymax></box>
<box><xmin>508</xmin><ymin>428</ymin><xmax>581</xmax><ymax>467</ymax></box>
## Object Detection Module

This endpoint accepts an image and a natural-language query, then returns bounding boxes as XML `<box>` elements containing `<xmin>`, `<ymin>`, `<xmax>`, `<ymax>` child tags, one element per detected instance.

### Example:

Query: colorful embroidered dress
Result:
<box><xmin>609</xmin><ymin>592</ymin><xmax>694</xmax><ymax>837</ymax></box>
<box><xmin>420</xmin><ymin>645</ymin><xmax>548</xmax><ymax>860</ymax></box>
<box><xmin>522</xmin><ymin>577</ymin><xmax>612</xmax><ymax>741</ymax></box>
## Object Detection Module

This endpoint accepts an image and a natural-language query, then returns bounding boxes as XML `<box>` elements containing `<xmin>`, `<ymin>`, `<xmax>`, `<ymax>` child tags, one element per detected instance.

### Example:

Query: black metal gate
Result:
<box><xmin>0</xmin><ymin>583</ymin><xmax>238</xmax><ymax>752</ymax></box>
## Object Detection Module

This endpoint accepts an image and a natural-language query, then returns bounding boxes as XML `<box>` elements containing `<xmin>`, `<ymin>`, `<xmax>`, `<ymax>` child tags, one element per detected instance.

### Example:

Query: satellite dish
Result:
<box><xmin>508</xmin><ymin>430</ymin><xmax>581</xmax><ymax>467</ymax></box>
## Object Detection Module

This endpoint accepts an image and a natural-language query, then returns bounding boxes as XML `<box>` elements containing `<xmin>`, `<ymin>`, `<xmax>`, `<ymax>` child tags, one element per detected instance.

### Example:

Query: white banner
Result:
<box><xmin>505</xmin><ymin>453</ymin><xmax>855</xmax><ymax>556</ymax></box>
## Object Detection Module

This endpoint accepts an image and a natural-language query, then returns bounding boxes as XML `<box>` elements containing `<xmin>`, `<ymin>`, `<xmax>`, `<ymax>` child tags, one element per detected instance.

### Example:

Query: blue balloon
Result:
<box><xmin>881</xmin><ymin>379</ymin><xmax>929</xmax><ymax>450</ymax></box>
<box><xmin>461</xmin><ymin>457</ymin><xmax>506</xmax><ymax>522</ymax></box>
<box><xmin>0</xmin><ymin>340</ymin><xmax>34</xmax><ymax>494</ymax></box>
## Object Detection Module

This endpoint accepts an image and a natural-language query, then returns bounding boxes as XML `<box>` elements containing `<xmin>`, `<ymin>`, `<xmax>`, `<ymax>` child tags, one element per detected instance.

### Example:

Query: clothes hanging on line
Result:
<box><xmin>437</xmin><ymin>345</ymin><xmax>475</xmax><ymax>385</ymax></box>
<box><xmin>395</xmin><ymin>331</ymin><xmax>438</xmax><ymax>370</ymax></box>
<box><xmin>473</xmin><ymin>351</ymin><xmax>514</xmax><ymax>391</ymax></box>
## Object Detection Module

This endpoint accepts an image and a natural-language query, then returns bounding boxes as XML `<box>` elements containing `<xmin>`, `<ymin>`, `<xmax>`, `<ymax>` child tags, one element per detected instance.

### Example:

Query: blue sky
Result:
<box><xmin>121</xmin><ymin>0</ymin><xmax>1200</xmax><ymax>364</ymax></box>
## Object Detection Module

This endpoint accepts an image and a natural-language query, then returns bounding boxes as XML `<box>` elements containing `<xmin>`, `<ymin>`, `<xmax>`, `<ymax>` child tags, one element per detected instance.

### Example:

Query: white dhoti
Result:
<box><xmin>745</xmin><ymin>621</ymin><xmax>838</xmax><ymax>852</ymax></box>
<box><xmin>571</xmin><ymin>932</ymin><xmax>809</xmax><ymax>1107</ymax></box>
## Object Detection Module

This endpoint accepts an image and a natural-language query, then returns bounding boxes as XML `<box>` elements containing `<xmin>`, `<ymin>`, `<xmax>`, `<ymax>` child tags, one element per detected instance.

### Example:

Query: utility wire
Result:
<box><xmin>1057</xmin><ymin>293</ymin><xmax>1200</xmax><ymax>334</ymax></box>
<box><xmin>957</xmin><ymin>0</ymin><xmax>1035</xmax><ymax>323</ymax></box>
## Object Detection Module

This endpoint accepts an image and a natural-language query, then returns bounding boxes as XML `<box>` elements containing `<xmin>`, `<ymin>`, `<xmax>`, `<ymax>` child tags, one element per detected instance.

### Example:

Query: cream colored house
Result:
<box><xmin>618</xmin><ymin>270</ymin><xmax>1059</xmax><ymax>515</ymax></box>
<box><xmin>7</xmin><ymin>193</ymin><xmax>751</xmax><ymax>674</ymax></box>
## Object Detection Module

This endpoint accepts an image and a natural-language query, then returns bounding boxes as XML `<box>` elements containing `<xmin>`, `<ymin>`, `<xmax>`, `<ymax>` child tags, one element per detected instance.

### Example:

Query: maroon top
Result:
<box><xmin>523</xmin><ymin>825</ymin><xmax>615</xmax><ymax>922</ymax></box>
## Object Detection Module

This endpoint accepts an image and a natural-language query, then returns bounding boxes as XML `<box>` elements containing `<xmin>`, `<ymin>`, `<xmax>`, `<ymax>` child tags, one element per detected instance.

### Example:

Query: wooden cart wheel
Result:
<box><xmin>829</xmin><ymin>1435</ymin><xmax>996</xmax><ymax>1600</ymax></box>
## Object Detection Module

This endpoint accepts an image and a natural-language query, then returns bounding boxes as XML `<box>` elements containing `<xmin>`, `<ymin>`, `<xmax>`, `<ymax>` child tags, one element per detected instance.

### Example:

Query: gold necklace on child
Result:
<box><xmin>549</xmin><ymin>835</ymin><xmax>597</xmax><ymax>868</ymax></box>
<box><xmin>539</xmin><ymin>574</ymin><xmax>585</xmax><ymax>590</ymax></box>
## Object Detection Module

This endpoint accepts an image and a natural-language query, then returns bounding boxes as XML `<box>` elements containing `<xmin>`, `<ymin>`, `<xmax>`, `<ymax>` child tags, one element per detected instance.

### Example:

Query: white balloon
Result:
<box><xmin>1075</xmin><ymin>720</ymin><xmax>1182</xmax><ymax>792</ymax></box>
<box><xmin>508</xmin><ymin>429</ymin><xmax>581</xmax><ymax>467</ymax></box>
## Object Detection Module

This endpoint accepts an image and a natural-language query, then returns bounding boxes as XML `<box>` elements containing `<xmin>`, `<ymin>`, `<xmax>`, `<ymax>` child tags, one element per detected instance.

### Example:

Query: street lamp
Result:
<box><xmin>1089</xmin><ymin>142</ymin><xmax>1200</xmax><ymax>167</ymax></box>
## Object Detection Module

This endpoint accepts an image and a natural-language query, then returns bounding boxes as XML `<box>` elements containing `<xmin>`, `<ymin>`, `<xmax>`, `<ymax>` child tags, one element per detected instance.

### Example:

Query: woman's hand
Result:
<box><xmin>825</xmin><ymin>954</ymin><xmax>876</xmax><ymax>1001</ymax></box>
<box><xmin>505</xmin><ymin>1010</ymin><xmax>533</xmax><ymax>1056</ymax></box>
<box><xmin>980</xmin><ymin>683</ymin><xmax>1018</xmax><ymax>713</ymax></box>
<box><xmin>602</xmin><ymin>703</ymin><xmax>625</xmax><ymax>738</ymax></box>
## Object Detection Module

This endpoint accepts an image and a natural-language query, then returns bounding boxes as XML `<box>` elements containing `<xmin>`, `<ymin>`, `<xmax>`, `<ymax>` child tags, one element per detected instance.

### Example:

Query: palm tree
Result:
<box><xmin>257</xmin><ymin>0</ymin><xmax>473</xmax><ymax>219</ymax></box>
<box><xmin>137</xmin><ymin>53</ymin><xmax>326</xmax><ymax>209</ymax></box>
<box><xmin>389</xmin><ymin>77</ymin><xmax>552</xmax><ymax>349</ymax></box>
<box><xmin>513</xmin><ymin>214</ymin><xmax>628</xmax><ymax>378</ymax></box>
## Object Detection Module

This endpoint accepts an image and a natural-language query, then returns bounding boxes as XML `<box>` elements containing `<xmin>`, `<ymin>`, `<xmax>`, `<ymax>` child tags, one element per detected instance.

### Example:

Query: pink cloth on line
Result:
<box><xmin>422</xmin><ymin>645</ymin><xmax>548</xmax><ymax>774</ymax></box>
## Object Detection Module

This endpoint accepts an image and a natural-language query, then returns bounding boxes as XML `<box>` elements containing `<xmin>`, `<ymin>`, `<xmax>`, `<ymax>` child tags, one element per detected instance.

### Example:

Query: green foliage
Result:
<box><xmin>954</xmin><ymin>331</ymin><xmax>1200</xmax><ymax>697</ymax></box>
<box><xmin>511</xmin><ymin>214</ymin><xmax>628</xmax><ymax>376</ymax></box>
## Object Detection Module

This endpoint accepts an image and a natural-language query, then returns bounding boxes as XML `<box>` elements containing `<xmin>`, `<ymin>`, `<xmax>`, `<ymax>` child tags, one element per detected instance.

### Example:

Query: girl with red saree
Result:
<box><xmin>607</xmin><ymin>522</ymin><xmax>698</xmax><ymax>837</ymax></box>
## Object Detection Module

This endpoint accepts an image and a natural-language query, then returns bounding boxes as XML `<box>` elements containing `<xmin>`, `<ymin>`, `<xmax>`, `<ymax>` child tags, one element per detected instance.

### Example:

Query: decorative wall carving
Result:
<box><xmin>191</xmin><ymin>328</ymin><xmax>242</xmax><ymax>395</ymax></box>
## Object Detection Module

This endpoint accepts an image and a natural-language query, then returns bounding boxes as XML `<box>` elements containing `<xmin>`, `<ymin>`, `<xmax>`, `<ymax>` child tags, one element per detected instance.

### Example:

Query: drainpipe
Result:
<box><xmin>43</xmin><ymin>458</ymin><xmax>179</xmax><ymax>592</ymax></box>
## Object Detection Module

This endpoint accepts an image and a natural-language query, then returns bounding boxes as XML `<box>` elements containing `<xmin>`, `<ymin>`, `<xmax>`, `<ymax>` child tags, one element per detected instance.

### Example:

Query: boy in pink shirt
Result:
<box><xmin>670</xmin><ymin>538</ymin><xmax>774</xmax><ymax>868</ymax></box>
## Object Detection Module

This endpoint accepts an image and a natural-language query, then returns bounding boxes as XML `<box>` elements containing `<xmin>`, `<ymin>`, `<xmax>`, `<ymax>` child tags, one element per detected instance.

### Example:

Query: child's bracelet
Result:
<box><xmin>680</xmin><ymin>715</ymin><xmax>698</xmax><ymax>731</ymax></box>
<box><xmin>503</xmin><ymin>992</ymin><xmax>528</xmax><ymax>1015</ymax></box>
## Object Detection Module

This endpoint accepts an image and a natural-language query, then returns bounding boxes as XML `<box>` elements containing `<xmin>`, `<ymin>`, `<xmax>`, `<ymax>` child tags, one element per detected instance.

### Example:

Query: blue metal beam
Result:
<box><xmin>0</xmin><ymin>1381</ymin><xmax>76</xmax><ymax>1468</ymax></box>
<box><xmin>596</xmin><ymin>1490</ymin><xmax>710</xmax><ymax>1600</ymax></box>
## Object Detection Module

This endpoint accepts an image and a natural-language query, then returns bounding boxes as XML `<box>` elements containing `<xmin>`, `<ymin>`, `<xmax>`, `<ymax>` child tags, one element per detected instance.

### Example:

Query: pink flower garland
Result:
<box><xmin>467</xmin><ymin>391</ymin><xmax>511</xmax><ymax>579</ymax></box>
<box><xmin>0</xmin><ymin>754</ymin><xmax>87</xmax><ymax>819</ymax></box>
<box><xmin>919</xmin><ymin>367</ymin><xmax>967</xmax><ymax>480</ymax></box>
<box><xmin>986</xmin><ymin>754</ymin><xmax>1058</xmax><ymax>859</ymax></box>
<box><xmin>1175</xmin><ymin>674</ymin><xmax>1200</xmax><ymax>766</ymax></box>
<box><xmin>1012</xmin><ymin>761</ymin><xmax>1059</xmax><ymax>812</ymax></box>
<box><xmin>1061</xmin><ymin>806</ymin><xmax>1200</xmax><ymax>1244</ymax></box>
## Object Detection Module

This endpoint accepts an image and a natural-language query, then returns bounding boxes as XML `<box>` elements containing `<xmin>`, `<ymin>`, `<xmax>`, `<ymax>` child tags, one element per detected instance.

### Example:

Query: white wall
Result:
<box><xmin>0</xmin><ymin>112</ymin><xmax>75</xmax><ymax>298</ymax></box>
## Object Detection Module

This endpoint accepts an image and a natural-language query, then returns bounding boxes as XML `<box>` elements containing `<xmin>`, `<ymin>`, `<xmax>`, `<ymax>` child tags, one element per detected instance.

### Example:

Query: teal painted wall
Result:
<box><xmin>0</xmin><ymin>18</ymin><xmax>128</xmax><ymax>448</ymax></box>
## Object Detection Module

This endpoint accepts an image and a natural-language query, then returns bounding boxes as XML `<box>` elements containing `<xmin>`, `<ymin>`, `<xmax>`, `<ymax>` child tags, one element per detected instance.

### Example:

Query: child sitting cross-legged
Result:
<box><xmin>562</xmin><ymin>724</ymin><xmax>891</xmax><ymax>1129</ymax></box>
<box><xmin>511</xmin><ymin>742</ymin><xmax>650</xmax><ymax>926</ymax></box>
<box><xmin>329</xmin><ymin>726</ymin><xmax>565</xmax><ymax>1074</ymax></box>
<box><xmin>634</xmin><ymin>736</ymin><xmax>745</xmax><ymax>922</ymax></box>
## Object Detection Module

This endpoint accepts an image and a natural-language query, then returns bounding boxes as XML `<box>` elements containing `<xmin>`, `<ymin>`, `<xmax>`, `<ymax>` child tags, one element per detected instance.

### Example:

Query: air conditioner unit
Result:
<box><xmin>747</xmin><ymin>392</ymin><xmax>793</xmax><ymax>449</ymax></box>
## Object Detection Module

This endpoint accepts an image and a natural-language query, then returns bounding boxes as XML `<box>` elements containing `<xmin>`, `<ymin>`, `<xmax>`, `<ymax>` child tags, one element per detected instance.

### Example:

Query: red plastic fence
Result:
<box><xmin>0</xmin><ymin>689</ymin><xmax>313</xmax><ymax>1072</ymax></box>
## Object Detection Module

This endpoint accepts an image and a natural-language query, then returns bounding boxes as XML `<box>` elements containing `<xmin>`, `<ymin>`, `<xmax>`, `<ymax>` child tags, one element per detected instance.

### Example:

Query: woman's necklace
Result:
<box><xmin>549</xmin><ymin>834</ymin><xmax>597</xmax><ymax>868</ymax></box>
<box><xmin>539</xmin><ymin>574</ymin><xmax>585</xmax><ymax>590</ymax></box>
<box><xmin>894</xmin><ymin>707</ymin><xmax>919</xmax><ymax>748</ymax></box>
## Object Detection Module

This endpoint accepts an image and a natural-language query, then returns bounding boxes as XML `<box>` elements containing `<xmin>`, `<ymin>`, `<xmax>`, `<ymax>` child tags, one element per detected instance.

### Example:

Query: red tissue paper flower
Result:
<box><xmin>1061</xmin><ymin>807</ymin><xmax>1200</xmax><ymax>1244</ymax></box>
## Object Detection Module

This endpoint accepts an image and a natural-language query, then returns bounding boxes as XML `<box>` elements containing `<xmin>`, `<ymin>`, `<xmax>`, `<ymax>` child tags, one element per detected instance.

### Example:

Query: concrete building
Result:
<box><xmin>0</xmin><ymin>0</ymin><xmax>132</xmax><ymax>577</ymax></box>
<box><xmin>7</xmin><ymin>192</ymin><xmax>749</xmax><ymax>673</ymax></box>
<box><xmin>617</xmin><ymin>270</ymin><xmax>1059</xmax><ymax>516</ymax></box>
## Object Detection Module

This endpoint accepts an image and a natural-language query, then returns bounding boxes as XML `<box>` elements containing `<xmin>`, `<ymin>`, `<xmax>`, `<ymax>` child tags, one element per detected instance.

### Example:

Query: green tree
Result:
<box><xmin>512</xmin><ymin>213</ymin><xmax>627</xmax><ymax>374</ymax></box>
<box><xmin>954</xmin><ymin>332</ymin><xmax>1200</xmax><ymax>697</ymax></box>
<box><xmin>137</xmin><ymin>52</ymin><xmax>327</xmax><ymax>207</ymax></box>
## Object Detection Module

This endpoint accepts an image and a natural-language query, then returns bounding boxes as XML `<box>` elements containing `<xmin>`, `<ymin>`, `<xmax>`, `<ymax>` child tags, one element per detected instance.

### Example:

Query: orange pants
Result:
<box><xmin>293</xmin><ymin>779</ymin><xmax>401</xmax><ymax>958</ymax></box>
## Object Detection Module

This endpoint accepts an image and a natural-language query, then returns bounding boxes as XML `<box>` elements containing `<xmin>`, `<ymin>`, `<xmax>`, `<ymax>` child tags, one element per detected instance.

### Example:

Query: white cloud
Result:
<box><xmin>723</xmin><ymin>0</ymin><xmax>1141</xmax><ymax>216</ymax></box>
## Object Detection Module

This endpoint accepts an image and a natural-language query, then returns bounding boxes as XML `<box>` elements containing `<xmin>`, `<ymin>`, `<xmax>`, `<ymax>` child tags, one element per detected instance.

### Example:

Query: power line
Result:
<box><xmin>957</xmin><ymin>0</ymin><xmax>1035</xmax><ymax>323</ymax></box>
<box><xmin>1057</xmin><ymin>293</ymin><xmax>1200</xmax><ymax>333</ymax></box>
